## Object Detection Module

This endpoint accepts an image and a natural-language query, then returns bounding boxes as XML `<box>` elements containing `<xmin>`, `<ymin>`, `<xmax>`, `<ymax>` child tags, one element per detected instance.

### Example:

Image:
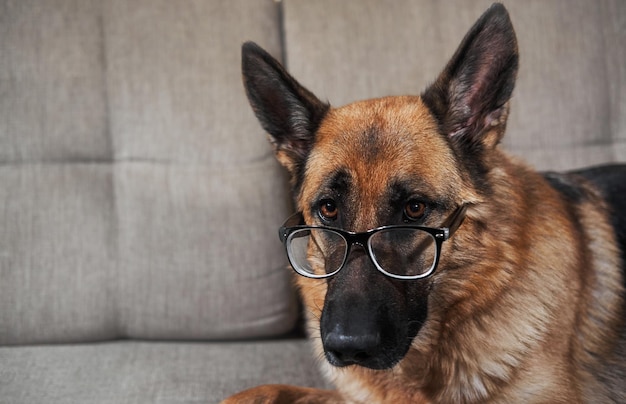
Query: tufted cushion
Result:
<box><xmin>0</xmin><ymin>0</ymin><xmax>296</xmax><ymax>344</ymax></box>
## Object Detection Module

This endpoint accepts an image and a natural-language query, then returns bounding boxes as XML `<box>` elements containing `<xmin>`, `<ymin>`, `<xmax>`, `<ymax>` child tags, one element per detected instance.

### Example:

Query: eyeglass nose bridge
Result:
<box><xmin>338</xmin><ymin>232</ymin><xmax>380</xmax><ymax>273</ymax></box>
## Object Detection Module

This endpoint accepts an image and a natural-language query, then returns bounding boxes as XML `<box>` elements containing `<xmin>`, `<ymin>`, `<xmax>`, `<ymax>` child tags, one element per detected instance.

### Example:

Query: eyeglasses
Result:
<box><xmin>278</xmin><ymin>205</ymin><xmax>467</xmax><ymax>280</ymax></box>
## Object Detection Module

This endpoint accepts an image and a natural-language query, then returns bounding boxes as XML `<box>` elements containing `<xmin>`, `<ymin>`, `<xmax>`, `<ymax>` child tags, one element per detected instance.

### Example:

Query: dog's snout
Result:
<box><xmin>319</xmin><ymin>255</ymin><xmax>423</xmax><ymax>370</ymax></box>
<box><xmin>324</xmin><ymin>328</ymin><xmax>381</xmax><ymax>367</ymax></box>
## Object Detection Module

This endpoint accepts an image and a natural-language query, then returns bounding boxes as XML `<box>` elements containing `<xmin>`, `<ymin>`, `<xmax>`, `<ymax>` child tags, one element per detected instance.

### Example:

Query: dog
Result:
<box><xmin>226</xmin><ymin>3</ymin><xmax>626</xmax><ymax>403</ymax></box>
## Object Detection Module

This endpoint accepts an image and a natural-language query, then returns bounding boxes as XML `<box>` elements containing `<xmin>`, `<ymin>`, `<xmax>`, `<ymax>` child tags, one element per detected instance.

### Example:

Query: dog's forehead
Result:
<box><xmin>302</xmin><ymin>96</ymin><xmax>462</xmax><ymax>203</ymax></box>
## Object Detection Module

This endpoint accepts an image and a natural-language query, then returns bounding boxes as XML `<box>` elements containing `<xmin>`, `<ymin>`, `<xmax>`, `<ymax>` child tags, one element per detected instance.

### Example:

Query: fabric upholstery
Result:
<box><xmin>0</xmin><ymin>0</ymin><xmax>110</xmax><ymax>162</ymax></box>
<box><xmin>0</xmin><ymin>0</ymin><xmax>296</xmax><ymax>344</ymax></box>
<box><xmin>0</xmin><ymin>1</ymin><xmax>624</xmax><ymax>403</ymax></box>
<box><xmin>0</xmin><ymin>340</ymin><xmax>330</xmax><ymax>404</ymax></box>
<box><xmin>283</xmin><ymin>0</ymin><xmax>626</xmax><ymax>171</ymax></box>
<box><xmin>0</xmin><ymin>165</ymin><xmax>117</xmax><ymax>343</ymax></box>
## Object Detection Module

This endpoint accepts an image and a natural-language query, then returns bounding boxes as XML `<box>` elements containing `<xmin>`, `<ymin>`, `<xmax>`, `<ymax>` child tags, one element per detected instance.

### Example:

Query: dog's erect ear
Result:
<box><xmin>422</xmin><ymin>3</ymin><xmax>518</xmax><ymax>151</ymax></box>
<box><xmin>241</xmin><ymin>42</ymin><xmax>329</xmax><ymax>182</ymax></box>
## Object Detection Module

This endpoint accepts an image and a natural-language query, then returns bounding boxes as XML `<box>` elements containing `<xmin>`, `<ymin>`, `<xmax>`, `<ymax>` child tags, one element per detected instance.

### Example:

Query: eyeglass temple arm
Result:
<box><xmin>278</xmin><ymin>212</ymin><xmax>305</xmax><ymax>242</ymax></box>
<box><xmin>443</xmin><ymin>204</ymin><xmax>468</xmax><ymax>240</ymax></box>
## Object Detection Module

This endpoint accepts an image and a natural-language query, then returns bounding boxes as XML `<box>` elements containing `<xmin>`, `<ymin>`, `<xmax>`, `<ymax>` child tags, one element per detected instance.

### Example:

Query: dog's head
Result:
<box><xmin>242</xmin><ymin>3</ymin><xmax>518</xmax><ymax>370</ymax></box>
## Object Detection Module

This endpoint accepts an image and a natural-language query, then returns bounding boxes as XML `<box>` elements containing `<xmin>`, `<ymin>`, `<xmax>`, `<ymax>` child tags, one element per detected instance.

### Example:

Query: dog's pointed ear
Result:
<box><xmin>422</xmin><ymin>3</ymin><xmax>518</xmax><ymax>151</ymax></box>
<box><xmin>242</xmin><ymin>42</ymin><xmax>329</xmax><ymax>181</ymax></box>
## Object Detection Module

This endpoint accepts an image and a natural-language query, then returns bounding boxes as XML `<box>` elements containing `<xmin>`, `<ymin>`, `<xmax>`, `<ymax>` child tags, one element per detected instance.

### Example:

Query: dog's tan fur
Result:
<box><xmin>228</xmin><ymin>4</ymin><xmax>625</xmax><ymax>403</ymax></box>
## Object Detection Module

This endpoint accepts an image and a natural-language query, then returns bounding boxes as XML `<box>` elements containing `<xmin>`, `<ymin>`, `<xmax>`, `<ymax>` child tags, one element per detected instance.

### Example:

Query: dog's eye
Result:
<box><xmin>319</xmin><ymin>199</ymin><xmax>338</xmax><ymax>221</ymax></box>
<box><xmin>404</xmin><ymin>201</ymin><xmax>426</xmax><ymax>221</ymax></box>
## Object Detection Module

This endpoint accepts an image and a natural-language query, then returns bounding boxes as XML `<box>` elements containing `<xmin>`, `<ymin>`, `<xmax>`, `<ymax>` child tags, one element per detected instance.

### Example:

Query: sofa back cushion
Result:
<box><xmin>0</xmin><ymin>0</ymin><xmax>296</xmax><ymax>344</ymax></box>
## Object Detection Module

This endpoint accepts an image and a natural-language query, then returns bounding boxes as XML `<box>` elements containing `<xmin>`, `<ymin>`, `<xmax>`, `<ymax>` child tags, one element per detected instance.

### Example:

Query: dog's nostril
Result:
<box><xmin>323</xmin><ymin>331</ymin><xmax>380</xmax><ymax>367</ymax></box>
<box><xmin>353</xmin><ymin>351</ymin><xmax>370</xmax><ymax>362</ymax></box>
<box><xmin>327</xmin><ymin>348</ymin><xmax>370</xmax><ymax>365</ymax></box>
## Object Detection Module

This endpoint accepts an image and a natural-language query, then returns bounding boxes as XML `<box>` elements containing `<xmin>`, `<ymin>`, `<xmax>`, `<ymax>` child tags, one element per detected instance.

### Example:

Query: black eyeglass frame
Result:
<box><xmin>278</xmin><ymin>204</ymin><xmax>467</xmax><ymax>280</ymax></box>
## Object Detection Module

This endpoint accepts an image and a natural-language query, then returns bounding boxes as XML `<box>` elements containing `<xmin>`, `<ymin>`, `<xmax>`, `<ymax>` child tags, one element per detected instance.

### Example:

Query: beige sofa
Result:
<box><xmin>0</xmin><ymin>1</ymin><xmax>624</xmax><ymax>403</ymax></box>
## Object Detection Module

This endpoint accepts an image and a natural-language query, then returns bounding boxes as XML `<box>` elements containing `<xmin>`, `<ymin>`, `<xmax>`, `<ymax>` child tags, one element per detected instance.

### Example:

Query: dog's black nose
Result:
<box><xmin>323</xmin><ymin>330</ymin><xmax>381</xmax><ymax>367</ymax></box>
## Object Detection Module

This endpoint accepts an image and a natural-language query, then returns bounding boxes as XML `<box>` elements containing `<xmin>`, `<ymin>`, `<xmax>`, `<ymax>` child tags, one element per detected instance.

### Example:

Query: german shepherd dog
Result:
<box><xmin>228</xmin><ymin>3</ymin><xmax>626</xmax><ymax>403</ymax></box>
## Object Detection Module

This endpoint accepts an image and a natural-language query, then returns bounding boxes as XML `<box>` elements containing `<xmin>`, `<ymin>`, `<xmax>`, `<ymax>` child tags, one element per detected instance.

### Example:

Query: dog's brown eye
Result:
<box><xmin>319</xmin><ymin>200</ymin><xmax>338</xmax><ymax>220</ymax></box>
<box><xmin>405</xmin><ymin>201</ymin><xmax>426</xmax><ymax>220</ymax></box>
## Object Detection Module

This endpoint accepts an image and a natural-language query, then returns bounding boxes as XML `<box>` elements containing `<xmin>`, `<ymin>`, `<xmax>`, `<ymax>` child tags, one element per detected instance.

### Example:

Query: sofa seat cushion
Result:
<box><xmin>0</xmin><ymin>339</ymin><xmax>329</xmax><ymax>403</ymax></box>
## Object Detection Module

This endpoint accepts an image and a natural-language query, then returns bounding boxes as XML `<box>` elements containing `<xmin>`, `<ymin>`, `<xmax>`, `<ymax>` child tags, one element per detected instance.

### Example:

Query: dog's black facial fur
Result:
<box><xmin>312</xmin><ymin>169</ymin><xmax>439</xmax><ymax>369</ymax></box>
<box><xmin>321</xmin><ymin>251</ymin><xmax>430</xmax><ymax>369</ymax></box>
